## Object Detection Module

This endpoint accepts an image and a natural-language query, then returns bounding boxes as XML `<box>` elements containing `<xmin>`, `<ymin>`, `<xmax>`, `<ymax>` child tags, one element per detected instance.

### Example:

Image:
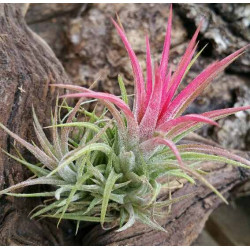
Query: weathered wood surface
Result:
<box><xmin>0</xmin><ymin>3</ymin><xmax>70</xmax><ymax>245</ymax></box>
<box><xmin>0</xmin><ymin>3</ymin><xmax>249</xmax><ymax>246</ymax></box>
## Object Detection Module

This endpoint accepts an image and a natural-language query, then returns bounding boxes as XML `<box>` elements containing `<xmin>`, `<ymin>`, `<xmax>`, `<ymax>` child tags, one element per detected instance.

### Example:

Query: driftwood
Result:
<box><xmin>0</xmin><ymin>3</ymin><xmax>249</xmax><ymax>246</ymax></box>
<box><xmin>0</xmin><ymin>3</ymin><xmax>70</xmax><ymax>245</ymax></box>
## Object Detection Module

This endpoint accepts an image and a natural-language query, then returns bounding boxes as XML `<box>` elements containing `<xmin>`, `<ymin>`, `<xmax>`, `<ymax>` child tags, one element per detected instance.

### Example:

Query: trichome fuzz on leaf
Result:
<box><xmin>0</xmin><ymin>4</ymin><xmax>250</xmax><ymax>233</ymax></box>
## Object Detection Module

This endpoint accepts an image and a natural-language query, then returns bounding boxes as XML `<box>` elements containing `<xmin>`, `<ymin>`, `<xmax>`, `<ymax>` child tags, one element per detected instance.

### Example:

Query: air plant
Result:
<box><xmin>0</xmin><ymin>5</ymin><xmax>250</xmax><ymax>233</ymax></box>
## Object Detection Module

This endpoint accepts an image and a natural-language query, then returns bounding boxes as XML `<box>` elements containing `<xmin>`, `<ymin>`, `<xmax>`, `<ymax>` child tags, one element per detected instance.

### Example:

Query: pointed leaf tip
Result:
<box><xmin>111</xmin><ymin>17</ymin><xmax>145</xmax><ymax>122</ymax></box>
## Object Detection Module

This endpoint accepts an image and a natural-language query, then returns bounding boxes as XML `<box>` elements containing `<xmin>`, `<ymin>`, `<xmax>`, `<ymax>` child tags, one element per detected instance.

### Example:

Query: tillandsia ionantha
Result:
<box><xmin>0</xmin><ymin>5</ymin><xmax>250</xmax><ymax>233</ymax></box>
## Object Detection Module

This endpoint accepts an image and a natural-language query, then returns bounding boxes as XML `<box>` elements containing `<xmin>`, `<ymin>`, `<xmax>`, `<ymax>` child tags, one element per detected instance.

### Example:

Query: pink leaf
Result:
<box><xmin>169</xmin><ymin>106</ymin><xmax>250</xmax><ymax>140</ymax></box>
<box><xmin>156</xmin><ymin>114</ymin><xmax>219</xmax><ymax>133</ymax></box>
<box><xmin>111</xmin><ymin>18</ymin><xmax>145</xmax><ymax>122</ymax></box>
<box><xmin>145</xmin><ymin>35</ymin><xmax>153</xmax><ymax>110</ymax></box>
<box><xmin>158</xmin><ymin>43</ymin><xmax>198</xmax><ymax>124</ymax></box>
<box><xmin>166</xmin><ymin>19</ymin><xmax>202</xmax><ymax>92</ymax></box>
<box><xmin>162</xmin><ymin>46</ymin><xmax>247</xmax><ymax>122</ymax></box>
<box><xmin>159</xmin><ymin>4</ymin><xmax>172</xmax><ymax>82</ymax></box>
<box><xmin>51</xmin><ymin>84</ymin><xmax>128</xmax><ymax>138</ymax></box>
<box><xmin>61</xmin><ymin>92</ymin><xmax>134</xmax><ymax>119</ymax></box>
<box><xmin>51</xmin><ymin>83</ymin><xmax>89</xmax><ymax>93</ymax></box>
<box><xmin>160</xmin><ymin>68</ymin><xmax>172</xmax><ymax>112</ymax></box>
<box><xmin>140</xmin><ymin>137</ymin><xmax>184</xmax><ymax>167</ymax></box>
<box><xmin>203</xmin><ymin>106</ymin><xmax>250</xmax><ymax>119</ymax></box>
<box><xmin>139</xmin><ymin>65</ymin><xmax>163</xmax><ymax>140</ymax></box>
<box><xmin>60</xmin><ymin>91</ymin><xmax>139</xmax><ymax>143</ymax></box>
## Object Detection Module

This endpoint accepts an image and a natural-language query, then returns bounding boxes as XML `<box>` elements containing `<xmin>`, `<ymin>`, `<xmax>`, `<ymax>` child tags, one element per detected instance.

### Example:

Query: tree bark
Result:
<box><xmin>0</xmin><ymin>3</ymin><xmax>249</xmax><ymax>246</ymax></box>
<box><xmin>0</xmin><ymin>3</ymin><xmax>70</xmax><ymax>245</ymax></box>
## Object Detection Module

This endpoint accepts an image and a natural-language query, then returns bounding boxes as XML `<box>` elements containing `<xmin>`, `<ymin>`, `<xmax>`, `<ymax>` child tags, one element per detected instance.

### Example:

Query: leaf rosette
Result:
<box><xmin>1</xmin><ymin>5</ymin><xmax>249</xmax><ymax>233</ymax></box>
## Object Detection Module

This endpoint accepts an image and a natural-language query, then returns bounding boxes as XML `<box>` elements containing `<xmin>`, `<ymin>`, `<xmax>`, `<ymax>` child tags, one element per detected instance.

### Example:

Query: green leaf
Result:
<box><xmin>45</xmin><ymin>122</ymin><xmax>109</xmax><ymax>143</ymax></box>
<box><xmin>0</xmin><ymin>177</ymin><xmax>66</xmax><ymax>196</ymax></box>
<box><xmin>6</xmin><ymin>192</ymin><xmax>55</xmax><ymax>197</ymax></box>
<box><xmin>180</xmin><ymin>152</ymin><xmax>250</xmax><ymax>169</ymax></box>
<box><xmin>113</xmin><ymin>180</ymin><xmax>131</xmax><ymax>190</ymax></box>
<box><xmin>58</xmin><ymin>173</ymin><xmax>92</xmax><ymax>225</ymax></box>
<box><xmin>55</xmin><ymin>186</ymin><xmax>71</xmax><ymax>200</ymax></box>
<box><xmin>109</xmin><ymin>193</ymin><xmax>125</xmax><ymax>204</ymax></box>
<box><xmin>166</xmin><ymin>170</ymin><xmax>196</xmax><ymax>184</ymax></box>
<box><xmin>147</xmin><ymin>180</ymin><xmax>161</xmax><ymax>206</ymax></box>
<box><xmin>62</xmin><ymin>184</ymin><xmax>99</xmax><ymax>193</ymax></box>
<box><xmin>82</xmin><ymin>196</ymin><xmax>102</xmax><ymax>215</ymax></box>
<box><xmin>2</xmin><ymin>149</ymin><xmax>49</xmax><ymax>177</ymax></box>
<box><xmin>31</xmin><ymin>200</ymin><xmax>62</xmax><ymax>219</ymax></box>
<box><xmin>45</xmin><ymin>213</ymin><xmax>116</xmax><ymax>223</ymax></box>
<box><xmin>118</xmin><ymin>74</ymin><xmax>128</xmax><ymax>105</ymax></box>
<box><xmin>0</xmin><ymin>123</ymin><xmax>57</xmax><ymax>170</ymax></box>
<box><xmin>135</xmin><ymin>209</ymin><xmax>166</xmax><ymax>232</ymax></box>
<box><xmin>155</xmin><ymin>192</ymin><xmax>196</xmax><ymax>207</ymax></box>
<box><xmin>177</xmin><ymin>163</ymin><xmax>228</xmax><ymax>204</ymax></box>
<box><xmin>119</xmin><ymin>207</ymin><xmax>127</xmax><ymax>228</ymax></box>
<box><xmin>32</xmin><ymin>106</ymin><xmax>56</xmax><ymax>160</ymax></box>
<box><xmin>116</xmin><ymin>204</ymin><xmax>135</xmax><ymax>232</ymax></box>
<box><xmin>87</xmin><ymin>160</ymin><xmax>105</xmax><ymax>183</ymax></box>
<box><xmin>48</xmin><ymin>143</ymin><xmax>112</xmax><ymax>177</ymax></box>
<box><xmin>101</xmin><ymin>169</ymin><xmax>122</xmax><ymax>226</ymax></box>
<box><xmin>75</xmin><ymin>221</ymin><xmax>80</xmax><ymax>235</ymax></box>
<box><xmin>51</xmin><ymin>102</ymin><xmax>63</xmax><ymax>159</ymax></box>
<box><xmin>182</xmin><ymin>44</ymin><xmax>208</xmax><ymax>81</ymax></box>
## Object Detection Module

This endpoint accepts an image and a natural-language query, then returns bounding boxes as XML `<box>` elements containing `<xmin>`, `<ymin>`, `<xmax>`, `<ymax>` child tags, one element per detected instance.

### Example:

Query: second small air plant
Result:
<box><xmin>0</xmin><ymin>5</ymin><xmax>250</xmax><ymax>233</ymax></box>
